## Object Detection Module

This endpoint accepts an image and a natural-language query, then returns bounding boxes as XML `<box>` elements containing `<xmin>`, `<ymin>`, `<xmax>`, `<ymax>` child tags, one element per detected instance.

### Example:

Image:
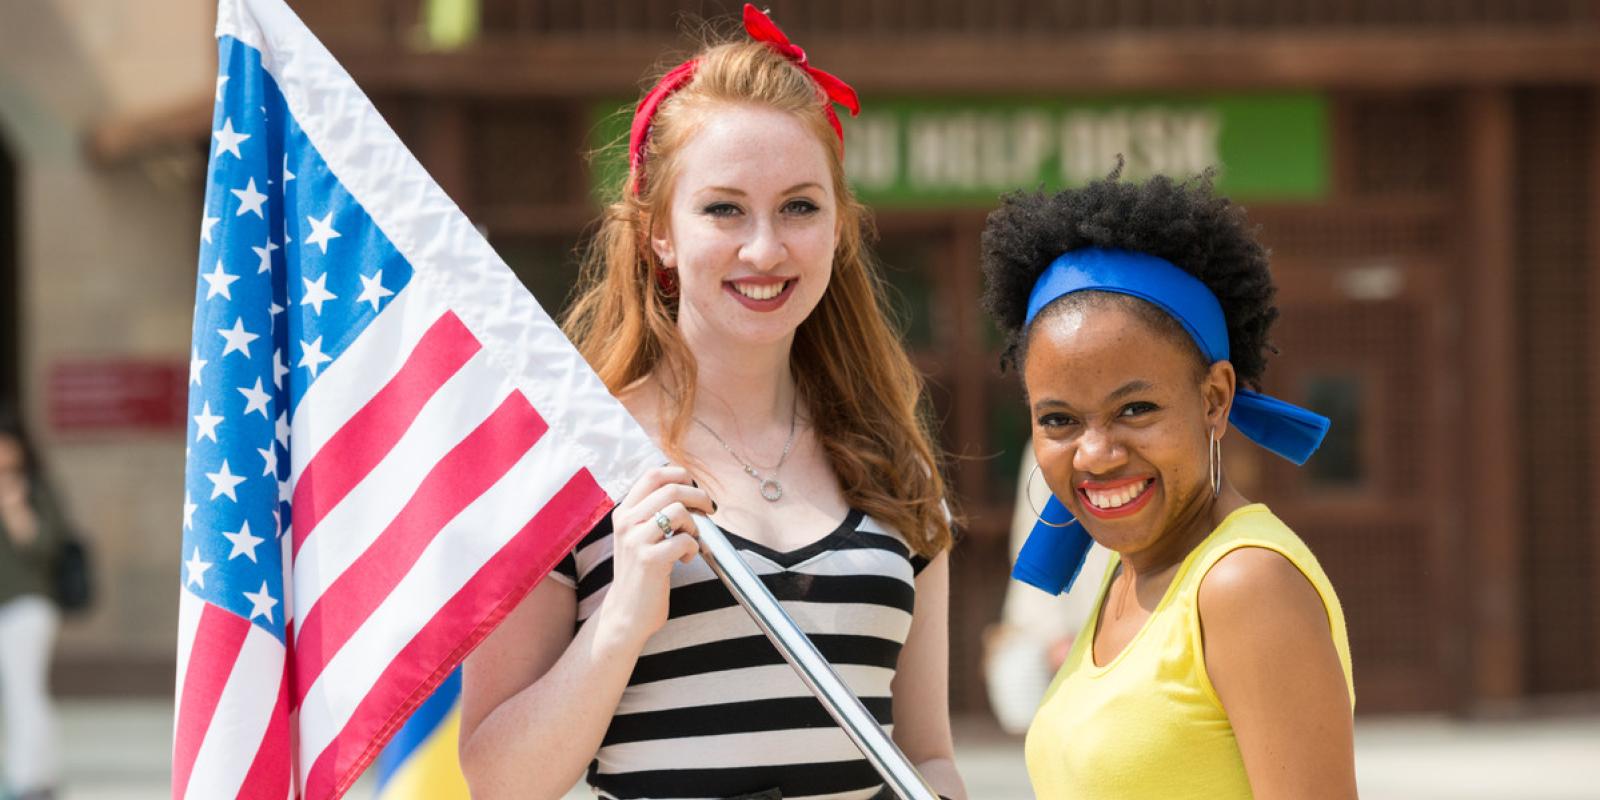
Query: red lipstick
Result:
<box><xmin>1075</xmin><ymin>476</ymin><xmax>1157</xmax><ymax>520</ymax></box>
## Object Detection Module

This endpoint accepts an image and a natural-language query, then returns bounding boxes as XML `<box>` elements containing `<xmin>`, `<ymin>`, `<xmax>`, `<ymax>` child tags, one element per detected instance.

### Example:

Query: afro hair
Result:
<box><xmin>980</xmin><ymin>168</ymin><xmax>1279</xmax><ymax>389</ymax></box>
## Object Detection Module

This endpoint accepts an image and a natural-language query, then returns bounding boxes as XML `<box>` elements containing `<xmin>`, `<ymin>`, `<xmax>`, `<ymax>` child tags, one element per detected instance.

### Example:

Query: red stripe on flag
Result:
<box><xmin>291</xmin><ymin>391</ymin><xmax>549</xmax><ymax>710</ymax></box>
<box><xmin>171</xmin><ymin>603</ymin><xmax>252</xmax><ymax>800</ymax></box>
<box><xmin>291</xmin><ymin>311</ymin><xmax>481</xmax><ymax>557</ymax></box>
<box><xmin>300</xmin><ymin>468</ymin><xmax>612</xmax><ymax>799</ymax></box>
<box><xmin>237</xmin><ymin>664</ymin><xmax>292</xmax><ymax>800</ymax></box>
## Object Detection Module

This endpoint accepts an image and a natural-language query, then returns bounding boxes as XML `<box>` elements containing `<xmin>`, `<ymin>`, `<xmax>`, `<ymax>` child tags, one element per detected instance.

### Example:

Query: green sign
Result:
<box><xmin>590</xmin><ymin>93</ymin><xmax>1327</xmax><ymax>206</ymax></box>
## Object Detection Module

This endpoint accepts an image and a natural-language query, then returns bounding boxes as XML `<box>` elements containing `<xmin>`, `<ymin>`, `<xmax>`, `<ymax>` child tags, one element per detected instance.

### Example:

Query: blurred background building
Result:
<box><xmin>3</xmin><ymin>0</ymin><xmax>1599</xmax><ymax>727</ymax></box>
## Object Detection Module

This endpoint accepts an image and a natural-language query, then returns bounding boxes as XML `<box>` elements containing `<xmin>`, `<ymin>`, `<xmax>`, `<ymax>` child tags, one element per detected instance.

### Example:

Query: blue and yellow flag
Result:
<box><xmin>374</xmin><ymin>667</ymin><xmax>471</xmax><ymax>799</ymax></box>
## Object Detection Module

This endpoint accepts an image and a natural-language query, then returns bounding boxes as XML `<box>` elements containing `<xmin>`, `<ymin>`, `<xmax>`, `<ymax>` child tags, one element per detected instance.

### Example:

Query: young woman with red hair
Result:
<box><xmin>459</xmin><ymin>8</ymin><xmax>965</xmax><ymax>799</ymax></box>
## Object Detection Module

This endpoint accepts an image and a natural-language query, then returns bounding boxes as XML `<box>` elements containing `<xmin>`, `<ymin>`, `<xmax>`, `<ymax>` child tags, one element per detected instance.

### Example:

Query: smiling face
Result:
<box><xmin>1023</xmin><ymin>296</ymin><xmax>1235</xmax><ymax>560</ymax></box>
<box><xmin>650</xmin><ymin>103</ymin><xmax>839</xmax><ymax>351</ymax></box>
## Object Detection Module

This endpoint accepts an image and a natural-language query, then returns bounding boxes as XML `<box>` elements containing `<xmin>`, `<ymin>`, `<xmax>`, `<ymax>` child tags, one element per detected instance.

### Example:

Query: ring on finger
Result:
<box><xmin>654</xmin><ymin>511</ymin><xmax>675</xmax><ymax>539</ymax></box>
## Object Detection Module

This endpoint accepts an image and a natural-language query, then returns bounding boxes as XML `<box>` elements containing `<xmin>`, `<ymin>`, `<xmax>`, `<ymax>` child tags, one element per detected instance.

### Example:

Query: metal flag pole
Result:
<box><xmin>690</xmin><ymin>514</ymin><xmax>941</xmax><ymax>800</ymax></box>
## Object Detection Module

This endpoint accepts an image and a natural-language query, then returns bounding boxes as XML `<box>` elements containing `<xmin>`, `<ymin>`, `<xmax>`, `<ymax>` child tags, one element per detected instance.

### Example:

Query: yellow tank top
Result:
<box><xmin>1024</xmin><ymin>503</ymin><xmax>1353</xmax><ymax>799</ymax></box>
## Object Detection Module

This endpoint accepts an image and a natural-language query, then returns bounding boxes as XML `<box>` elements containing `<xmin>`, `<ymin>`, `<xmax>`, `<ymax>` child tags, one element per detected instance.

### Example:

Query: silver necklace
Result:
<box><xmin>693</xmin><ymin>401</ymin><xmax>798</xmax><ymax>502</ymax></box>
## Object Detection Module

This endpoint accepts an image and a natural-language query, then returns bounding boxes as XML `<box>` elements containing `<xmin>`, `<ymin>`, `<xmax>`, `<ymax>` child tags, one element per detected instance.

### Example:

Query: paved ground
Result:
<box><xmin>17</xmin><ymin>698</ymin><xmax>1600</xmax><ymax>798</ymax></box>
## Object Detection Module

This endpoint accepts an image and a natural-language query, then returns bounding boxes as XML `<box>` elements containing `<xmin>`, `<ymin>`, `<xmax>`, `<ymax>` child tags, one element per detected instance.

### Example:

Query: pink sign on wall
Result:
<box><xmin>48</xmin><ymin>360</ymin><xmax>188</xmax><ymax>432</ymax></box>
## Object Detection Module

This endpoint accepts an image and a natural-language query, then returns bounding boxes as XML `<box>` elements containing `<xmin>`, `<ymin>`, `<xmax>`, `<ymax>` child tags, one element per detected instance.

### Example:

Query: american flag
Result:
<box><xmin>175</xmin><ymin>1</ymin><xmax>659</xmax><ymax>797</ymax></box>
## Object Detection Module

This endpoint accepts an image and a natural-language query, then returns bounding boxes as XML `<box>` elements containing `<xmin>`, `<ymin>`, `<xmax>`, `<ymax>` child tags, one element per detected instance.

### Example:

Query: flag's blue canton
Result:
<box><xmin>184</xmin><ymin>35</ymin><xmax>415</xmax><ymax>640</ymax></box>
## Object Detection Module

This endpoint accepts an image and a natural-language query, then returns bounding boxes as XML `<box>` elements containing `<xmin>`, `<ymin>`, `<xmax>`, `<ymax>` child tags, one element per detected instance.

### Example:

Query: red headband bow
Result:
<box><xmin>627</xmin><ymin>3</ymin><xmax>861</xmax><ymax>196</ymax></box>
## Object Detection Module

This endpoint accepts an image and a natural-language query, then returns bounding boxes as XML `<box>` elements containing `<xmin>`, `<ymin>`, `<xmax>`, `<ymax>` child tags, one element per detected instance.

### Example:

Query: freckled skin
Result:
<box><xmin>1021</xmin><ymin>302</ymin><xmax>1242</xmax><ymax>574</ymax></box>
<box><xmin>650</xmin><ymin>104</ymin><xmax>840</xmax><ymax>354</ymax></box>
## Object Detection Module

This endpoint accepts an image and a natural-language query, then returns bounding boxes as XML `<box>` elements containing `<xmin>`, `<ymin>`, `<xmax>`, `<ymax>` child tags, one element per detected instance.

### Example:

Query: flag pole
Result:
<box><xmin>690</xmin><ymin>515</ymin><xmax>941</xmax><ymax>800</ymax></box>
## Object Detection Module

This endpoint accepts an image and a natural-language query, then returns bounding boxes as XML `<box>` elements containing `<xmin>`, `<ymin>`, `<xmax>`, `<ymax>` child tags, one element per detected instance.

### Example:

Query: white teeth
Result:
<box><xmin>734</xmin><ymin>281</ymin><xmax>785</xmax><ymax>300</ymax></box>
<box><xmin>1086</xmin><ymin>481</ymin><xmax>1148</xmax><ymax>510</ymax></box>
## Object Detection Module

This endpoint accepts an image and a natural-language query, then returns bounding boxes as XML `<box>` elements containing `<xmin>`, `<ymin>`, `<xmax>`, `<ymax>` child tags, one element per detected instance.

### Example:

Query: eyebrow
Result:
<box><xmin>1030</xmin><ymin>380</ymin><xmax>1155</xmax><ymax>412</ymax></box>
<box><xmin>699</xmin><ymin>182</ymin><xmax>824</xmax><ymax>196</ymax></box>
<box><xmin>1106</xmin><ymin>380</ymin><xmax>1155</xmax><ymax>402</ymax></box>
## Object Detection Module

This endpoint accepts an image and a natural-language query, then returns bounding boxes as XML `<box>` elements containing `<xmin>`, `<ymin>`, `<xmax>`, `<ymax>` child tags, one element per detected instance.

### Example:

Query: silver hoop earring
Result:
<box><xmin>1026</xmin><ymin>462</ymin><xmax>1075</xmax><ymax>528</ymax></box>
<box><xmin>1208</xmin><ymin>427</ymin><xmax>1223</xmax><ymax>499</ymax></box>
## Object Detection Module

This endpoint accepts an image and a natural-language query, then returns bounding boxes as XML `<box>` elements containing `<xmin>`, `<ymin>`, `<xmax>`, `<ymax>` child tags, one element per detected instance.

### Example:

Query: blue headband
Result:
<box><xmin>1013</xmin><ymin>248</ymin><xmax>1331</xmax><ymax>595</ymax></box>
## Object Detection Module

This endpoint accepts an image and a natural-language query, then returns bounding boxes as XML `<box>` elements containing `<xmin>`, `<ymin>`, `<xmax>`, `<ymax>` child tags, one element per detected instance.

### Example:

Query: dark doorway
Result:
<box><xmin>0</xmin><ymin>133</ymin><xmax>15</xmax><ymax>412</ymax></box>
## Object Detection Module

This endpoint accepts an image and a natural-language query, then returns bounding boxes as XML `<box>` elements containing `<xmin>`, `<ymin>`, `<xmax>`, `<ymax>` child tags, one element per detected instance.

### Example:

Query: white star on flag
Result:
<box><xmin>283</xmin><ymin>153</ymin><xmax>295</xmax><ymax>184</ymax></box>
<box><xmin>184</xmin><ymin>547</ymin><xmax>213</xmax><ymax>590</ymax></box>
<box><xmin>253</xmin><ymin>239</ymin><xmax>279</xmax><ymax>274</ymax></box>
<box><xmin>233</xmin><ymin>178</ymin><xmax>269</xmax><ymax>218</ymax></box>
<box><xmin>213</xmin><ymin>117</ymin><xmax>250</xmax><ymax>159</ymax></box>
<box><xmin>238</xmin><ymin>378</ymin><xmax>272</xmax><ymax>419</ymax></box>
<box><xmin>201</xmin><ymin>214</ymin><xmax>221</xmax><ymax>243</ymax></box>
<box><xmin>274</xmin><ymin>412</ymin><xmax>290</xmax><ymax>449</ymax></box>
<box><xmin>215</xmin><ymin>74</ymin><xmax>229</xmax><ymax>101</ymax></box>
<box><xmin>218</xmin><ymin>317</ymin><xmax>260</xmax><ymax>358</ymax></box>
<box><xmin>298</xmin><ymin>336</ymin><xmax>332</xmax><ymax>377</ymax></box>
<box><xmin>257</xmin><ymin>444</ymin><xmax>277</xmax><ymax>477</ymax></box>
<box><xmin>190</xmin><ymin>348</ymin><xmax>208</xmax><ymax>387</ymax></box>
<box><xmin>357</xmin><ymin>270</ymin><xmax>394</xmax><ymax>311</ymax></box>
<box><xmin>272</xmin><ymin>349</ymin><xmax>289</xmax><ymax>390</ymax></box>
<box><xmin>243</xmin><ymin>582</ymin><xmax>278</xmax><ymax>622</ymax></box>
<box><xmin>305</xmin><ymin>211</ymin><xmax>341</xmax><ymax>254</ymax></box>
<box><xmin>183</xmin><ymin>491</ymin><xmax>198</xmax><ymax>530</ymax></box>
<box><xmin>302</xmin><ymin>273</ymin><xmax>338</xmax><ymax>315</ymax></box>
<box><xmin>193</xmin><ymin>401</ymin><xmax>224</xmax><ymax>443</ymax></box>
<box><xmin>205</xmin><ymin>460</ymin><xmax>246</xmax><ymax>502</ymax></box>
<box><xmin>202</xmin><ymin>260</ymin><xmax>240</xmax><ymax>300</ymax></box>
<box><xmin>222</xmin><ymin>521</ymin><xmax>266</xmax><ymax>563</ymax></box>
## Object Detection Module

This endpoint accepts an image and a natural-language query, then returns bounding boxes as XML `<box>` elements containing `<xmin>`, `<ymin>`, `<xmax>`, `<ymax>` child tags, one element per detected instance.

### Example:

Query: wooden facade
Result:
<box><xmin>274</xmin><ymin>0</ymin><xmax>1600</xmax><ymax>714</ymax></box>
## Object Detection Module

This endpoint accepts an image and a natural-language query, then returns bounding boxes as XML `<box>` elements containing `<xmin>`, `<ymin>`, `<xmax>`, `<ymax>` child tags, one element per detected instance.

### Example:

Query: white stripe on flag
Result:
<box><xmin>183</xmin><ymin>622</ymin><xmax>286</xmax><ymax>800</ymax></box>
<box><xmin>287</xmin><ymin>287</ymin><xmax>438</xmax><ymax>486</ymax></box>
<box><xmin>173</xmin><ymin>586</ymin><xmax>205</xmax><ymax>718</ymax></box>
<box><xmin>291</xmin><ymin>354</ymin><xmax>513</xmax><ymax>624</ymax></box>
<box><xmin>295</xmin><ymin>430</ymin><xmax>586</xmax><ymax>770</ymax></box>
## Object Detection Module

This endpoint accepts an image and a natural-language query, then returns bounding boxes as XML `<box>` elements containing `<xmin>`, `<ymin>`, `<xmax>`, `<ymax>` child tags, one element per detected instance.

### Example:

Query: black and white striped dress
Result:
<box><xmin>548</xmin><ymin>508</ymin><xmax>930</xmax><ymax>800</ymax></box>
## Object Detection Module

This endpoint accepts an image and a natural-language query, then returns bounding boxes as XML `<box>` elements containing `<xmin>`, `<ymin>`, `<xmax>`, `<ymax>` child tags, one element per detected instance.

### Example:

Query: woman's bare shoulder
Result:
<box><xmin>1197</xmin><ymin>546</ymin><xmax>1332</xmax><ymax>664</ymax></box>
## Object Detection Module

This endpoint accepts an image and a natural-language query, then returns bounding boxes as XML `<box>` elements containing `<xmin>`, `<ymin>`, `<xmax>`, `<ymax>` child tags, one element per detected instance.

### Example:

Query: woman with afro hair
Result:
<box><xmin>981</xmin><ymin>169</ymin><xmax>1357</xmax><ymax>799</ymax></box>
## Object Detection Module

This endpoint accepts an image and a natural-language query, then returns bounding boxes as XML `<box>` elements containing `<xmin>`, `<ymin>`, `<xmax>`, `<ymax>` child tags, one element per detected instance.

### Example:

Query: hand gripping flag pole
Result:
<box><xmin>694</xmin><ymin>516</ymin><xmax>942</xmax><ymax>800</ymax></box>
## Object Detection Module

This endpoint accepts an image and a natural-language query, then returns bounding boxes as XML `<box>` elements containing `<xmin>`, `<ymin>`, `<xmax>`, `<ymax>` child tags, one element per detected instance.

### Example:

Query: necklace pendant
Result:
<box><xmin>759</xmin><ymin>478</ymin><xmax>783</xmax><ymax>502</ymax></box>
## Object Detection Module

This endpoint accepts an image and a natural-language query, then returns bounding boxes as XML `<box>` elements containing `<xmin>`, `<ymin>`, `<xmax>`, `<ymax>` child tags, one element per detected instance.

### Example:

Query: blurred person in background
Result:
<box><xmin>980</xmin><ymin>171</ymin><xmax>1356</xmax><ymax>799</ymax></box>
<box><xmin>457</xmin><ymin>6</ymin><xmax>965</xmax><ymax>799</ymax></box>
<box><xmin>983</xmin><ymin>443</ymin><xmax>1110</xmax><ymax>735</ymax></box>
<box><xmin>0</xmin><ymin>407</ymin><xmax>63</xmax><ymax>800</ymax></box>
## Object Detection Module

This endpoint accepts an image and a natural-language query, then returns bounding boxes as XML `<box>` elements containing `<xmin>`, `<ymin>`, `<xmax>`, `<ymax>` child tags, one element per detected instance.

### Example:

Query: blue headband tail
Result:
<box><xmin>1012</xmin><ymin>248</ymin><xmax>1332</xmax><ymax>595</ymax></box>
<box><xmin>1230</xmin><ymin>389</ymin><xmax>1331</xmax><ymax>466</ymax></box>
<box><xmin>1011</xmin><ymin>496</ymin><xmax>1094</xmax><ymax>595</ymax></box>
